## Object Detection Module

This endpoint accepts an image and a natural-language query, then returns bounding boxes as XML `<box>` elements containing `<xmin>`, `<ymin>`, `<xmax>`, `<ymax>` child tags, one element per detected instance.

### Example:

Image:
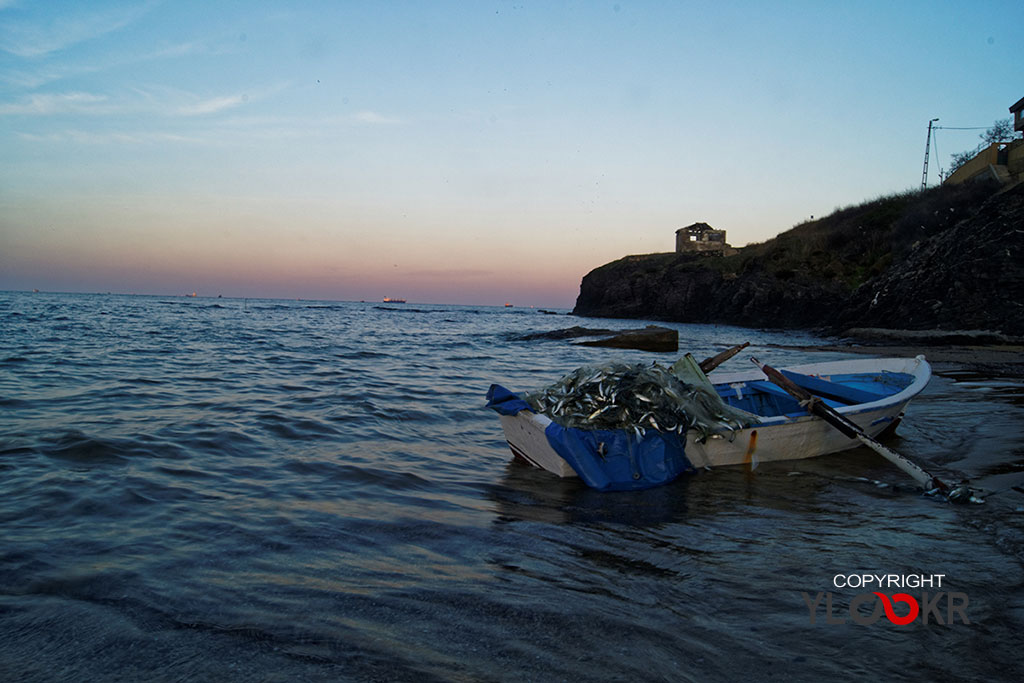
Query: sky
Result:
<box><xmin>1</xmin><ymin>1</ymin><xmax>1021</xmax><ymax>307</ymax></box>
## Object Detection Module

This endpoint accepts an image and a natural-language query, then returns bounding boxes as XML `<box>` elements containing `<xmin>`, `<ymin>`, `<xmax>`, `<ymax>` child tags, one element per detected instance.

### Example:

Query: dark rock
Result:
<box><xmin>514</xmin><ymin>324</ymin><xmax>679</xmax><ymax>351</ymax></box>
<box><xmin>576</xmin><ymin>325</ymin><xmax>678</xmax><ymax>352</ymax></box>
<box><xmin>512</xmin><ymin>326</ymin><xmax>618</xmax><ymax>341</ymax></box>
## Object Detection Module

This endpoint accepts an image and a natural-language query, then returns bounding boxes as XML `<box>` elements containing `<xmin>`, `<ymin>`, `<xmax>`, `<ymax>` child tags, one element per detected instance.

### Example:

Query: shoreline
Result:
<box><xmin>771</xmin><ymin>340</ymin><xmax>1024</xmax><ymax>379</ymax></box>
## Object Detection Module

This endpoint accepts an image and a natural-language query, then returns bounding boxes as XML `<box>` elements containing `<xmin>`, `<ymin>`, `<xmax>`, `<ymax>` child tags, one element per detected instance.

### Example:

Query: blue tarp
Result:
<box><xmin>486</xmin><ymin>384</ymin><xmax>693</xmax><ymax>491</ymax></box>
<box><xmin>485</xmin><ymin>384</ymin><xmax>533</xmax><ymax>416</ymax></box>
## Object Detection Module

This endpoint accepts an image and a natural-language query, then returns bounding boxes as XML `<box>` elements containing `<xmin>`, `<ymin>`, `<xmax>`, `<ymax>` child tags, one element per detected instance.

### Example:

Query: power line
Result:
<box><xmin>921</xmin><ymin>121</ymin><xmax>1005</xmax><ymax>188</ymax></box>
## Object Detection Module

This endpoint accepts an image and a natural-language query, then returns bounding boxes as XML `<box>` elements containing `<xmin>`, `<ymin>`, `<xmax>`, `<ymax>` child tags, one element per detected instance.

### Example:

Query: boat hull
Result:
<box><xmin>495</xmin><ymin>356</ymin><xmax>930</xmax><ymax>477</ymax></box>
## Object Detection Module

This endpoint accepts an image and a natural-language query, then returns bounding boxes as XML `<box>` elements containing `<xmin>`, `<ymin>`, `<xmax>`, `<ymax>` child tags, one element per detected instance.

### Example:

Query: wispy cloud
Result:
<box><xmin>0</xmin><ymin>82</ymin><xmax>291</xmax><ymax>122</ymax></box>
<box><xmin>0</xmin><ymin>66</ymin><xmax>77</xmax><ymax>90</ymax></box>
<box><xmin>16</xmin><ymin>129</ymin><xmax>201</xmax><ymax>145</ymax></box>
<box><xmin>0</xmin><ymin>1</ymin><xmax>160</xmax><ymax>58</ymax></box>
<box><xmin>177</xmin><ymin>94</ymin><xmax>248</xmax><ymax>116</ymax></box>
<box><xmin>148</xmin><ymin>41</ymin><xmax>202</xmax><ymax>60</ymax></box>
<box><xmin>351</xmin><ymin>110</ymin><xmax>403</xmax><ymax>125</ymax></box>
<box><xmin>0</xmin><ymin>39</ymin><xmax>230</xmax><ymax>91</ymax></box>
<box><xmin>171</xmin><ymin>81</ymin><xmax>291</xmax><ymax>117</ymax></box>
<box><xmin>0</xmin><ymin>91</ymin><xmax>108</xmax><ymax>115</ymax></box>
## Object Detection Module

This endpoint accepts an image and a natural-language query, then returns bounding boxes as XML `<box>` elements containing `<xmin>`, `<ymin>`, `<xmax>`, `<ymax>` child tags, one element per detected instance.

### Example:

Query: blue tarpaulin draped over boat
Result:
<box><xmin>486</xmin><ymin>384</ymin><xmax>693</xmax><ymax>491</ymax></box>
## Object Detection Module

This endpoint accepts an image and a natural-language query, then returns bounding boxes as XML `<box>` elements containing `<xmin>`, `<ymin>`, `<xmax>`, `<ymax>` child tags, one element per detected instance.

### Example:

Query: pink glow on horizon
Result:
<box><xmin>0</xmin><ymin>244</ymin><xmax>583</xmax><ymax>307</ymax></box>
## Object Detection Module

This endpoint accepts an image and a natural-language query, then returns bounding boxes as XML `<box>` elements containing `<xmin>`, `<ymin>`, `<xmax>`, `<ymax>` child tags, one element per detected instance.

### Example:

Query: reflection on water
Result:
<box><xmin>1</xmin><ymin>292</ymin><xmax>1023</xmax><ymax>681</ymax></box>
<box><xmin>490</xmin><ymin>459</ymin><xmax>694</xmax><ymax>526</ymax></box>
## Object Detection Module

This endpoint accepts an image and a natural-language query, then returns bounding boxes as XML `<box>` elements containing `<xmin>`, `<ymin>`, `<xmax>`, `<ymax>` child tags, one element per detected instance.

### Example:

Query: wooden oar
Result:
<box><xmin>750</xmin><ymin>356</ymin><xmax>952</xmax><ymax>495</ymax></box>
<box><xmin>699</xmin><ymin>342</ymin><xmax>750</xmax><ymax>373</ymax></box>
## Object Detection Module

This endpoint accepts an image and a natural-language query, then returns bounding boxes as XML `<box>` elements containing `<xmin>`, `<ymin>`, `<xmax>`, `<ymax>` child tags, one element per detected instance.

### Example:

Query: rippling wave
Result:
<box><xmin>1</xmin><ymin>292</ymin><xmax>1022</xmax><ymax>681</ymax></box>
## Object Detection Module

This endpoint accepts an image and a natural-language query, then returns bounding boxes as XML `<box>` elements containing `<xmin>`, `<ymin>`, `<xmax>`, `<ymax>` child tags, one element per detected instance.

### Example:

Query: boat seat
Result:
<box><xmin>779</xmin><ymin>370</ymin><xmax>887</xmax><ymax>405</ymax></box>
<box><xmin>749</xmin><ymin>381</ymin><xmax>846</xmax><ymax>415</ymax></box>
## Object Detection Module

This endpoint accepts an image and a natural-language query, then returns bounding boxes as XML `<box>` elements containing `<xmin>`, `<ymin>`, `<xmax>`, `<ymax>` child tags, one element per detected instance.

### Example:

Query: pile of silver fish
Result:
<box><xmin>524</xmin><ymin>361</ymin><xmax>757</xmax><ymax>440</ymax></box>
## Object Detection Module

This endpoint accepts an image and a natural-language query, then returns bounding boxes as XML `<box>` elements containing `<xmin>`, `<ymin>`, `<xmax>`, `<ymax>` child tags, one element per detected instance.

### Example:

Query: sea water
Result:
<box><xmin>1</xmin><ymin>291</ymin><xmax>1022</xmax><ymax>681</ymax></box>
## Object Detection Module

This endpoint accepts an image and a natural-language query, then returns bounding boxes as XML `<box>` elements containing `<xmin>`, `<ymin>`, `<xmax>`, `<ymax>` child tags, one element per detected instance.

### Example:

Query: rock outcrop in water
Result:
<box><xmin>575</xmin><ymin>326</ymin><xmax>678</xmax><ymax>352</ymax></box>
<box><xmin>573</xmin><ymin>181</ymin><xmax>1024</xmax><ymax>336</ymax></box>
<box><xmin>514</xmin><ymin>325</ymin><xmax>679</xmax><ymax>352</ymax></box>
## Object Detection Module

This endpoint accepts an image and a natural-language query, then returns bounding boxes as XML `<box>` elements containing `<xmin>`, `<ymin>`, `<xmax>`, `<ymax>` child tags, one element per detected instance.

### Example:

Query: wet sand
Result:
<box><xmin>772</xmin><ymin>330</ymin><xmax>1024</xmax><ymax>379</ymax></box>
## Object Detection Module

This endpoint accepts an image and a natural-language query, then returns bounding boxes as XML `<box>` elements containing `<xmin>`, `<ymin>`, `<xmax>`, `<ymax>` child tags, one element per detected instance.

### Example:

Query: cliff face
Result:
<box><xmin>573</xmin><ymin>181</ymin><xmax>1024</xmax><ymax>335</ymax></box>
<box><xmin>837</xmin><ymin>183</ymin><xmax>1024</xmax><ymax>333</ymax></box>
<box><xmin>573</xmin><ymin>254</ymin><xmax>850</xmax><ymax>328</ymax></box>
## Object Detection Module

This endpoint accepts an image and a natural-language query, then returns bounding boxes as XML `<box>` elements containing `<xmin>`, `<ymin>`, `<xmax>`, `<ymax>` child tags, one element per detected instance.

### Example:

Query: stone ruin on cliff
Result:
<box><xmin>675</xmin><ymin>222</ymin><xmax>738</xmax><ymax>257</ymax></box>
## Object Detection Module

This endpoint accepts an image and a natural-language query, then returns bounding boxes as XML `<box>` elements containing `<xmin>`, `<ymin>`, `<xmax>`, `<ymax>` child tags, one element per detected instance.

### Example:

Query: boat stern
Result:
<box><xmin>498</xmin><ymin>411</ymin><xmax>578</xmax><ymax>478</ymax></box>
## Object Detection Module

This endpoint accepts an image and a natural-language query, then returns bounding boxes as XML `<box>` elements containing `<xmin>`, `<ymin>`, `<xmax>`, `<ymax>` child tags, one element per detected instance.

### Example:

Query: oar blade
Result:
<box><xmin>750</xmin><ymin>356</ymin><xmax>976</xmax><ymax>500</ymax></box>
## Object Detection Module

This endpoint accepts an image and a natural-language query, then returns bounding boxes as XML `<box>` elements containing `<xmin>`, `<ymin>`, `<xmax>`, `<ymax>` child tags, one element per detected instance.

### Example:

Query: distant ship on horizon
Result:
<box><xmin>382</xmin><ymin>296</ymin><xmax>406</xmax><ymax>304</ymax></box>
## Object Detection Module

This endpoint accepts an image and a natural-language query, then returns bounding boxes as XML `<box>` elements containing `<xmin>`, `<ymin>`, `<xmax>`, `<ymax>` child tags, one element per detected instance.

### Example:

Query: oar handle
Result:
<box><xmin>699</xmin><ymin>342</ymin><xmax>750</xmax><ymax>373</ymax></box>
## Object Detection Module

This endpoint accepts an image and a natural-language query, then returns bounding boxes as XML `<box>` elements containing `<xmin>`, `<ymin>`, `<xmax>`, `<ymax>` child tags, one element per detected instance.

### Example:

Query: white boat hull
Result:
<box><xmin>496</xmin><ymin>356</ymin><xmax>930</xmax><ymax>477</ymax></box>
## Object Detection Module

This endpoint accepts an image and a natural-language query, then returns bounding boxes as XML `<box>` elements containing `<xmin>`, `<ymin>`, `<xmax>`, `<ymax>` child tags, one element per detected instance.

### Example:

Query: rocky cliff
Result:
<box><xmin>573</xmin><ymin>181</ymin><xmax>1024</xmax><ymax>336</ymax></box>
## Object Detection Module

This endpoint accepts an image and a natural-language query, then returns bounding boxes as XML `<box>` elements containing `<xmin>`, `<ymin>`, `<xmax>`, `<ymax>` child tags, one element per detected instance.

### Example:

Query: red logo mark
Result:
<box><xmin>873</xmin><ymin>592</ymin><xmax>920</xmax><ymax>625</ymax></box>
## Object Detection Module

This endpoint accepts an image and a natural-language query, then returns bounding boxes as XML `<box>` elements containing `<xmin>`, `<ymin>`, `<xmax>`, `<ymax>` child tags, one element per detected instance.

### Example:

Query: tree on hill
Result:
<box><xmin>949</xmin><ymin>118</ymin><xmax>1023</xmax><ymax>174</ymax></box>
<box><xmin>981</xmin><ymin>119</ymin><xmax>1018</xmax><ymax>145</ymax></box>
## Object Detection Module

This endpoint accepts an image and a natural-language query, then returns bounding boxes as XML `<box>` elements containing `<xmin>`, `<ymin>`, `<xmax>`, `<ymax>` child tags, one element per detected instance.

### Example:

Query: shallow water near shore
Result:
<box><xmin>2</xmin><ymin>291</ymin><xmax>1023</xmax><ymax>681</ymax></box>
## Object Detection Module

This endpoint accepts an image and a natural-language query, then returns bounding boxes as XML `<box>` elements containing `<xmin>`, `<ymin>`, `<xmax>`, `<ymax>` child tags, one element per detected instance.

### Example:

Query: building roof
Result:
<box><xmin>1010</xmin><ymin>96</ymin><xmax>1024</xmax><ymax>114</ymax></box>
<box><xmin>675</xmin><ymin>222</ymin><xmax>715</xmax><ymax>234</ymax></box>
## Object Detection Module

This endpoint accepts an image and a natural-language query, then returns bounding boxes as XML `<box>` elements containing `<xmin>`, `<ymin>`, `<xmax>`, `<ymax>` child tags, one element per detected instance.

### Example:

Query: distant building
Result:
<box><xmin>1012</xmin><ymin>95</ymin><xmax>1024</xmax><ymax>134</ymax></box>
<box><xmin>675</xmin><ymin>222</ymin><xmax>737</xmax><ymax>256</ymax></box>
<box><xmin>945</xmin><ymin>95</ymin><xmax>1024</xmax><ymax>186</ymax></box>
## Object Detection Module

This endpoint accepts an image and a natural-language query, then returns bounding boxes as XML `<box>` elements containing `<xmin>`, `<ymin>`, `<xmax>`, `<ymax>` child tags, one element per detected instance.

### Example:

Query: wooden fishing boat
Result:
<box><xmin>491</xmin><ymin>356</ymin><xmax>931</xmax><ymax>480</ymax></box>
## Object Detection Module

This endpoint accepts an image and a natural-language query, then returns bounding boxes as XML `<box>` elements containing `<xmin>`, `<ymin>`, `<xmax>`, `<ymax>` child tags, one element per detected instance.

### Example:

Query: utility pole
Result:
<box><xmin>921</xmin><ymin>117</ymin><xmax>939</xmax><ymax>191</ymax></box>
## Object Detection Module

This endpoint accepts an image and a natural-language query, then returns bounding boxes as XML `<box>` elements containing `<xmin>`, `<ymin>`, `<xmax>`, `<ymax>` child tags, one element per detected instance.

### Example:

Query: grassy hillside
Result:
<box><xmin>714</xmin><ymin>180</ymin><xmax>1000</xmax><ymax>289</ymax></box>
